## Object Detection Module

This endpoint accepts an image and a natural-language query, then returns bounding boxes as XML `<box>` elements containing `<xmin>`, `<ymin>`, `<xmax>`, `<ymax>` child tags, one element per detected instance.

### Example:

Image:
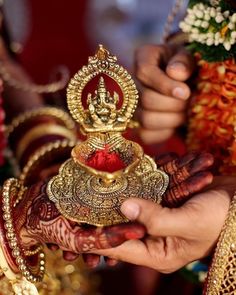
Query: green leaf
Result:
<box><xmin>187</xmin><ymin>42</ymin><xmax>236</xmax><ymax>62</ymax></box>
<box><xmin>188</xmin><ymin>0</ymin><xmax>209</xmax><ymax>8</ymax></box>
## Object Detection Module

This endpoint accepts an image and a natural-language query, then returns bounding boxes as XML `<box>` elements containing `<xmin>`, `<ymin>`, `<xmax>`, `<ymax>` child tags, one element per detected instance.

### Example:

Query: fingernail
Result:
<box><xmin>172</xmin><ymin>87</ymin><xmax>188</xmax><ymax>100</ymax></box>
<box><xmin>121</xmin><ymin>201</ymin><xmax>140</xmax><ymax>220</ymax></box>
<box><xmin>168</xmin><ymin>61</ymin><xmax>187</xmax><ymax>72</ymax></box>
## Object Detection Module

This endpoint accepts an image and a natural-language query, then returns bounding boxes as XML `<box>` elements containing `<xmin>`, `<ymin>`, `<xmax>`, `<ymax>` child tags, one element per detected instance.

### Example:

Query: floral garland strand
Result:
<box><xmin>179</xmin><ymin>0</ymin><xmax>236</xmax><ymax>175</ymax></box>
<box><xmin>179</xmin><ymin>0</ymin><xmax>236</xmax><ymax>286</ymax></box>
<box><xmin>180</xmin><ymin>0</ymin><xmax>236</xmax><ymax>61</ymax></box>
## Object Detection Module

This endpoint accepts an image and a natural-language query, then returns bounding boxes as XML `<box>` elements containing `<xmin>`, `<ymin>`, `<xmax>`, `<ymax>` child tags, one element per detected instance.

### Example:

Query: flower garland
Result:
<box><xmin>179</xmin><ymin>1</ymin><xmax>236</xmax><ymax>285</ymax></box>
<box><xmin>180</xmin><ymin>0</ymin><xmax>236</xmax><ymax>61</ymax></box>
<box><xmin>179</xmin><ymin>0</ymin><xmax>236</xmax><ymax>175</ymax></box>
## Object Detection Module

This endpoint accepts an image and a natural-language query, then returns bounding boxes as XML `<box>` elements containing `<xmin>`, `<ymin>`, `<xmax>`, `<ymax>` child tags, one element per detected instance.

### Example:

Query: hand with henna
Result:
<box><xmin>13</xmin><ymin>181</ymin><xmax>145</xmax><ymax>266</ymax></box>
<box><xmin>11</xmin><ymin>150</ymin><xmax>213</xmax><ymax>268</ymax></box>
<box><xmin>157</xmin><ymin>151</ymin><xmax>214</xmax><ymax>207</ymax></box>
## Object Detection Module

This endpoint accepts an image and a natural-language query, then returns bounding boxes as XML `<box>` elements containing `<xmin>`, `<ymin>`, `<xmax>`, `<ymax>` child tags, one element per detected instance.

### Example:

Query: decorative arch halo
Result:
<box><xmin>67</xmin><ymin>45</ymin><xmax>139</xmax><ymax>133</ymax></box>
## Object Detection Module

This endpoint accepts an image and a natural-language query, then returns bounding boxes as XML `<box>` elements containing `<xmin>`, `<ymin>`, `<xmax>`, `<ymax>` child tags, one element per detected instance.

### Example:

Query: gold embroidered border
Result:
<box><xmin>205</xmin><ymin>196</ymin><xmax>236</xmax><ymax>294</ymax></box>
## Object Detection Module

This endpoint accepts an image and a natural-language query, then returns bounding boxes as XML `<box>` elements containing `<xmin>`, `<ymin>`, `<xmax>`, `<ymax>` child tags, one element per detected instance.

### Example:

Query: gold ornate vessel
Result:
<box><xmin>47</xmin><ymin>45</ymin><xmax>169</xmax><ymax>226</ymax></box>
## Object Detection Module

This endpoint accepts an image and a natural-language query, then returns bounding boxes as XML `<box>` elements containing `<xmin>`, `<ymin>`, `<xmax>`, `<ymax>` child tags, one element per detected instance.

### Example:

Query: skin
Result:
<box><xmin>11</xmin><ymin>151</ymin><xmax>213</xmax><ymax>267</ymax></box>
<box><xmin>135</xmin><ymin>44</ymin><xmax>195</xmax><ymax>144</ymax></box>
<box><xmin>95</xmin><ymin>176</ymin><xmax>235</xmax><ymax>272</ymax></box>
<box><xmin>14</xmin><ymin>181</ymin><xmax>145</xmax><ymax>259</ymax></box>
<box><xmin>1</xmin><ymin>38</ymin><xmax>214</xmax><ymax>267</ymax></box>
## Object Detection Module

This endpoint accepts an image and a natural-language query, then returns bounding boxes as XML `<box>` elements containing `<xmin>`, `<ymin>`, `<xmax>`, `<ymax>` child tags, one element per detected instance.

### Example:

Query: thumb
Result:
<box><xmin>166</xmin><ymin>49</ymin><xmax>195</xmax><ymax>82</ymax></box>
<box><xmin>121</xmin><ymin>198</ymin><xmax>188</xmax><ymax>237</ymax></box>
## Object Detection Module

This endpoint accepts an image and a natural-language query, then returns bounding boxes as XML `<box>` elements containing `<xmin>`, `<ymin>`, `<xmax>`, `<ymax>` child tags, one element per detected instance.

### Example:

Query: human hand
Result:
<box><xmin>135</xmin><ymin>44</ymin><xmax>195</xmax><ymax>144</ymax></box>
<box><xmin>95</xmin><ymin>176</ymin><xmax>234</xmax><ymax>272</ymax></box>
<box><xmin>13</xmin><ymin>181</ymin><xmax>145</xmax><ymax>266</ymax></box>
<box><xmin>156</xmin><ymin>151</ymin><xmax>213</xmax><ymax>207</ymax></box>
<box><xmin>14</xmin><ymin>150</ymin><xmax>213</xmax><ymax>268</ymax></box>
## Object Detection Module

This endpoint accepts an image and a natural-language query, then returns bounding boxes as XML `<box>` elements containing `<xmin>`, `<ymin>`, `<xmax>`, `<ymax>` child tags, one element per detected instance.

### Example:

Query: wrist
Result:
<box><xmin>0</xmin><ymin>179</ymin><xmax>45</xmax><ymax>284</ymax></box>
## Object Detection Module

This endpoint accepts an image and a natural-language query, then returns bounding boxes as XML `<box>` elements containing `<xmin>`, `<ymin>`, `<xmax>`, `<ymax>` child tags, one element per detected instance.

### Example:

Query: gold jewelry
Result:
<box><xmin>14</xmin><ymin>140</ymin><xmax>76</xmax><ymax>207</ymax></box>
<box><xmin>16</xmin><ymin>124</ymin><xmax>76</xmax><ymax>160</ymax></box>
<box><xmin>0</xmin><ymin>60</ymin><xmax>69</xmax><ymax>94</ymax></box>
<box><xmin>47</xmin><ymin>156</ymin><xmax>168</xmax><ymax>226</ymax></box>
<box><xmin>205</xmin><ymin>194</ymin><xmax>236</xmax><ymax>294</ymax></box>
<box><xmin>67</xmin><ymin>45</ymin><xmax>138</xmax><ymax>133</ymax></box>
<box><xmin>13</xmin><ymin>140</ymin><xmax>76</xmax><ymax>206</ymax></box>
<box><xmin>13</xmin><ymin>186</ymin><xmax>27</xmax><ymax>208</ymax></box>
<box><xmin>47</xmin><ymin>45</ymin><xmax>169</xmax><ymax>226</ymax></box>
<box><xmin>2</xmin><ymin>178</ymin><xmax>45</xmax><ymax>283</ymax></box>
<box><xmin>24</xmin><ymin>245</ymin><xmax>43</xmax><ymax>257</ymax></box>
<box><xmin>7</xmin><ymin>107</ymin><xmax>76</xmax><ymax>137</ymax></box>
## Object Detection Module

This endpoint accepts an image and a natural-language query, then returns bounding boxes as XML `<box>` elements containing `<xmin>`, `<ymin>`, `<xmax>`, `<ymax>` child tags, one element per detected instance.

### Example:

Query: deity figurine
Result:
<box><xmin>87</xmin><ymin>76</ymin><xmax>119</xmax><ymax>127</ymax></box>
<box><xmin>47</xmin><ymin>45</ymin><xmax>169</xmax><ymax>226</ymax></box>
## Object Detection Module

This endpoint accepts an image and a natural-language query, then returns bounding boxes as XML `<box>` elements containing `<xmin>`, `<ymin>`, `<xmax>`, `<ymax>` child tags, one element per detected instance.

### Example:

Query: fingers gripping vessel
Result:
<box><xmin>47</xmin><ymin>45</ymin><xmax>169</xmax><ymax>226</ymax></box>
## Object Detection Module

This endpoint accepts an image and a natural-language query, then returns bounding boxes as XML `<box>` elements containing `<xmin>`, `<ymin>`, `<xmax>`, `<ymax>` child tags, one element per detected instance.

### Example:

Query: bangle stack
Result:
<box><xmin>6</xmin><ymin>107</ymin><xmax>77</xmax><ymax>167</ymax></box>
<box><xmin>1</xmin><ymin>178</ymin><xmax>45</xmax><ymax>287</ymax></box>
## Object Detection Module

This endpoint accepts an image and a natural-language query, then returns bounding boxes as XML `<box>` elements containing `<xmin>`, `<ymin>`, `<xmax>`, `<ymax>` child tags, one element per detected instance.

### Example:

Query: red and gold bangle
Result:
<box><xmin>16</xmin><ymin>139</ymin><xmax>76</xmax><ymax>197</ymax></box>
<box><xmin>16</xmin><ymin>124</ymin><xmax>76</xmax><ymax>161</ymax></box>
<box><xmin>2</xmin><ymin>178</ymin><xmax>45</xmax><ymax>283</ymax></box>
<box><xmin>7</xmin><ymin>107</ymin><xmax>76</xmax><ymax>137</ymax></box>
<box><xmin>6</xmin><ymin>107</ymin><xmax>77</xmax><ymax>167</ymax></box>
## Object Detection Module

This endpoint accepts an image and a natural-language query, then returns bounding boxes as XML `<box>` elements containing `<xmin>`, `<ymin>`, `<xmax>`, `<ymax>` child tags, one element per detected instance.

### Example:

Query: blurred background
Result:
<box><xmin>4</xmin><ymin>0</ymin><xmax>187</xmax><ymax>79</ymax></box>
<box><xmin>2</xmin><ymin>0</ymin><xmax>191</xmax><ymax>294</ymax></box>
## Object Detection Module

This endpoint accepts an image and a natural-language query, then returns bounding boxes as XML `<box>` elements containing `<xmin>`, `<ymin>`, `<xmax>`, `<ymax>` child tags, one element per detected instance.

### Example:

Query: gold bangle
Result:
<box><xmin>7</xmin><ymin>107</ymin><xmax>76</xmax><ymax>137</ymax></box>
<box><xmin>16</xmin><ymin>124</ymin><xmax>76</xmax><ymax>160</ymax></box>
<box><xmin>205</xmin><ymin>194</ymin><xmax>236</xmax><ymax>294</ymax></box>
<box><xmin>2</xmin><ymin>178</ymin><xmax>45</xmax><ymax>283</ymax></box>
<box><xmin>14</xmin><ymin>139</ymin><xmax>76</xmax><ymax>205</ymax></box>
<box><xmin>24</xmin><ymin>245</ymin><xmax>43</xmax><ymax>257</ymax></box>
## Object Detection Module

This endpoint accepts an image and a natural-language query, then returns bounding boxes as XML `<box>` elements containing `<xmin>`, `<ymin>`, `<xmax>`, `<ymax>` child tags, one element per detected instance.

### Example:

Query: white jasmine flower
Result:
<box><xmin>191</xmin><ymin>27</ymin><xmax>199</xmax><ymax>34</ymax></box>
<box><xmin>215</xmin><ymin>14</ymin><xmax>224</xmax><ymax>23</ymax></box>
<box><xmin>210</xmin><ymin>0</ymin><xmax>220</xmax><ymax>6</ymax></box>
<box><xmin>228</xmin><ymin>22</ymin><xmax>235</xmax><ymax>30</ymax></box>
<box><xmin>195</xmin><ymin>20</ymin><xmax>202</xmax><ymax>27</ymax></box>
<box><xmin>210</xmin><ymin>8</ymin><xmax>216</xmax><ymax>18</ymax></box>
<box><xmin>204</xmin><ymin>14</ymin><xmax>211</xmax><ymax>21</ymax></box>
<box><xmin>206</xmin><ymin>38</ymin><xmax>214</xmax><ymax>46</ymax></box>
<box><xmin>201</xmin><ymin>21</ymin><xmax>209</xmax><ymax>29</ymax></box>
<box><xmin>231</xmin><ymin>31</ymin><xmax>236</xmax><ymax>39</ymax></box>
<box><xmin>223</xmin><ymin>11</ymin><xmax>230</xmax><ymax>18</ymax></box>
<box><xmin>231</xmin><ymin>13</ymin><xmax>236</xmax><ymax>23</ymax></box>
<box><xmin>223</xmin><ymin>41</ymin><xmax>231</xmax><ymax>51</ymax></box>
<box><xmin>196</xmin><ymin>10</ymin><xmax>204</xmax><ymax>19</ymax></box>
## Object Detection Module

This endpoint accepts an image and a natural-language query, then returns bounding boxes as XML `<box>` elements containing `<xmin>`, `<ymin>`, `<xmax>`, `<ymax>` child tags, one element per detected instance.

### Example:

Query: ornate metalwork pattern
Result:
<box><xmin>67</xmin><ymin>45</ymin><xmax>139</xmax><ymax>133</ymax></box>
<box><xmin>204</xmin><ymin>196</ymin><xmax>236</xmax><ymax>295</ymax></box>
<box><xmin>47</xmin><ymin>45</ymin><xmax>169</xmax><ymax>226</ymax></box>
<box><xmin>47</xmin><ymin>156</ymin><xmax>169</xmax><ymax>226</ymax></box>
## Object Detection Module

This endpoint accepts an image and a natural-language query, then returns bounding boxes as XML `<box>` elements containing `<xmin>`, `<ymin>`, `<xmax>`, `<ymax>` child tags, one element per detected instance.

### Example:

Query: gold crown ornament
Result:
<box><xmin>47</xmin><ymin>45</ymin><xmax>169</xmax><ymax>226</ymax></box>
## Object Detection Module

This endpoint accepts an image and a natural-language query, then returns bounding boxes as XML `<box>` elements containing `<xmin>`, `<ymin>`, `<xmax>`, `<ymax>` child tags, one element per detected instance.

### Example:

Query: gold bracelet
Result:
<box><xmin>24</xmin><ymin>245</ymin><xmax>43</xmax><ymax>257</ymax></box>
<box><xmin>14</xmin><ymin>140</ymin><xmax>76</xmax><ymax>206</ymax></box>
<box><xmin>2</xmin><ymin>178</ymin><xmax>45</xmax><ymax>283</ymax></box>
<box><xmin>204</xmin><ymin>194</ymin><xmax>236</xmax><ymax>294</ymax></box>
<box><xmin>7</xmin><ymin>107</ymin><xmax>76</xmax><ymax>137</ymax></box>
<box><xmin>16</xmin><ymin>124</ymin><xmax>76</xmax><ymax>160</ymax></box>
<box><xmin>0</xmin><ymin>60</ymin><xmax>69</xmax><ymax>94</ymax></box>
